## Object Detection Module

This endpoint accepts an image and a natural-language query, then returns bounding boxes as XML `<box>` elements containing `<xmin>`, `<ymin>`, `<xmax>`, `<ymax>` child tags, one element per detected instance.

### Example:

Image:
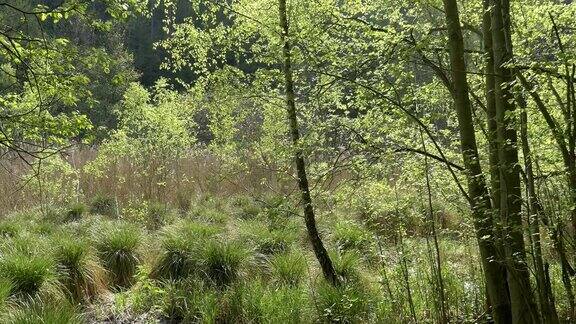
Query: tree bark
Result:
<box><xmin>490</xmin><ymin>0</ymin><xmax>539</xmax><ymax>322</ymax></box>
<box><xmin>442</xmin><ymin>0</ymin><xmax>511</xmax><ymax>322</ymax></box>
<box><xmin>277</xmin><ymin>0</ymin><xmax>339</xmax><ymax>286</ymax></box>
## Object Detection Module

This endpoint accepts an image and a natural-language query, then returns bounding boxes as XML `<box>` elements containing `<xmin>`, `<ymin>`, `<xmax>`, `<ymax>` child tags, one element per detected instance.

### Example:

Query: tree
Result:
<box><xmin>277</xmin><ymin>0</ymin><xmax>339</xmax><ymax>286</ymax></box>
<box><xmin>490</xmin><ymin>0</ymin><xmax>538</xmax><ymax>321</ymax></box>
<box><xmin>442</xmin><ymin>0</ymin><xmax>511</xmax><ymax>321</ymax></box>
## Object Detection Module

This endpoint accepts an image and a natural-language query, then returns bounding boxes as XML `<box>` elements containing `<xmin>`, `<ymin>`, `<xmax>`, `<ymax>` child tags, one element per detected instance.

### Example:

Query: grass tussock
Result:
<box><xmin>0</xmin><ymin>253</ymin><xmax>57</xmax><ymax>298</ymax></box>
<box><xmin>54</xmin><ymin>237</ymin><xmax>105</xmax><ymax>302</ymax></box>
<box><xmin>95</xmin><ymin>223</ymin><xmax>140</xmax><ymax>289</ymax></box>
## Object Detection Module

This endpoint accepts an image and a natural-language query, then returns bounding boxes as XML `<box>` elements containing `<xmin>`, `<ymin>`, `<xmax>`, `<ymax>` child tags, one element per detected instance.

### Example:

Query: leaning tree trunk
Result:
<box><xmin>442</xmin><ymin>0</ymin><xmax>511</xmax><ymax>322</ymax></box>
<box><xmin>490</xmin><ymin>0</ymin><xmax>539</xmax><ymax>322</ymax></box>
<box><xmin>277</xmin><ymin>0</ymin><xmax>339</xmax><ymax>286</ymax></box>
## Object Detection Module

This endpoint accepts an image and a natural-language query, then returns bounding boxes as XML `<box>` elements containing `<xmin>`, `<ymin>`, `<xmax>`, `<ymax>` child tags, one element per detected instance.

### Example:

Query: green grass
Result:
<box><xmin>238</xmin><ymin>220</ymin><xmax>299</xmax><ymax>256</ymax></box>
<box><xmin>314</xmin><ymin>280</ymin><xmax>372</xmax><ymax>323</ymax></box>
<box><xmin>331</xmin><ymin>250</ymin><xmax>363</xmax><ymax>283</ymax></box>
<box><xmin>2</xmin><ymin>299</ymin><xmax>82</xmax><ymax>324</ymax></box>
<box><xmin>268</xmin><ymin>250</ymin><xmax>308</xmax><ymax>286</ymax></box>
<box><xmin>232</xmin><ymin>196</ymin><xmax>261</xmax><ymax>220</ymax></box>
<box><xmin>95</xmin><ymin>223</ymin><xmax>140</xmax><ymax>289</ymax></box>
<box><xmin>145</xmin><ymin>201</ymin><xmax>171</xmax><ymax>230</ymax></box>
<box><xmin>0</xmin><ymin>253</ymin><xmax>56</xmax><ymax>297</ymax></box>
<box><xmin>65</xmin><ymin>202</ymin><xmax>86</xmax><ymax>222</ymax></box>
<box><xmin>90</xmin><ymin>194</ymin><xmax>118</xmax><ymax>218</ymax></box>
<box><xmin>332</xmin><ymin>219</ymin><xmax>375</xmax><ymax>254</ymax></box>
<box><xmin>54</xmin><ymin>237</ymin><xmax>104</xmax><ymax>302</ymax></box>
<box><xmin>0</xmin><ymin>196</ymin><xmax>506</xmax><ymax>323</ymax></box>
<box><xmin>151</xmin><ymin>220</ymin><xmax>222</xmax><ymax>280</ymax></box>
<box><xmin>202</xmin><ymin>240</ymin><xmax>247</xmax><ymax>287</ymax></box>
<box><xmin>0</xmin><ymin>221</ymin><xmax>20</xmax><ymax>238</ymax></box>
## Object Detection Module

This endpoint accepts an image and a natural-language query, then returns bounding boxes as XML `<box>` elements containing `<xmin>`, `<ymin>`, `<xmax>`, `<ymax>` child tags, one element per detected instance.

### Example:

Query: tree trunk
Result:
<box><xmin>483</xmin><ymin>0</ymin><xmax>501</xmax><ymax>219</ymax></box>
<box><xmin>490</xmin><ymin>0</ymin><xmax>539</xmax><ymax>322</ymax></box>
<box><xmin>442</xmin><ymin>0</ymin><xmax>511</xmax><ymax>322</ymax></box>
<box><xmin>277</xmin><ymin>0</ymin><xmax>339</xmax><ymax>286</ymax></box>
<box><xmin>518</xmin><ymin>93</ymin><xmax>559</xmax><ymax>323</ymax></box>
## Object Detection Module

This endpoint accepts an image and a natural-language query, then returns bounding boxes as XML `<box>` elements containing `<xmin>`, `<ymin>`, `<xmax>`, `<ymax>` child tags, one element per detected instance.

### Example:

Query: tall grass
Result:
<box><xmin>54</xmin><ymin>237</ymin><xmax>105</xmax><ymax>302</ymax></box>
<box><xmin>0</xmin><ymin>253</ymin><xmax>57</xmax><ymax>297</ymax></box>
<box><xmin>202</xmin><ymin>240</ymin><xmax>247</xmax><ymax>287</ymax></box>
<box><xmin>151</xmin><ymin>220</ymin><xmax>222</xmax><ymax>280</ymax></box>
<box><xmin>268</xmin><ymin>251</ymin><xmax>308</xmax><ymax>286</ymax></box>
<box><xmin>2</xmin><ymin>299</ymin><xmax>82</xmax><ymax>324</ymax></box>
<box><xmin>95</xmin><ymin>224</ymin><xmax>140</xmax><ymax>289</ymax></box>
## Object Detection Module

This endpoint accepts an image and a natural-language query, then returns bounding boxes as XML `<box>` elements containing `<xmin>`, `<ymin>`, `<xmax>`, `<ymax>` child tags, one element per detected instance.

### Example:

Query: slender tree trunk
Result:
<box><xmin>277</xmin><ymin>0</ymin><xmax>339</xmax><ymax>286</ymax></box>
<box><xmin>442</xmin><ymin>1</ymin><xmax>511</xmax><ymax>322</ymax></box>
<box><xmin>518</xmin><ymin>94</ymin><xmax>559</xmax><ymax>323</ymax></box>
<box><xmin>490</xmin><ymin>0</ymin><xmax>539</xmax><ymax>322</ymax></box>
<box><xmin>483</xmin><ymin>0</ymin><xmax>501</xmax><ymax>218</ymax></box>
<box><xmin>420</xmin><ymin>130</ymin><xmax>447</xmax><ymax>323</ymax></box>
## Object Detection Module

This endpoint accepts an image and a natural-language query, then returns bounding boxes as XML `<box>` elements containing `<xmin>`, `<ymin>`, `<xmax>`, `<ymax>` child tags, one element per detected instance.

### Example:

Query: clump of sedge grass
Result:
<box><xmin>54</xmin><ymin>237</ymin><xmax>105</xmax><ymax>302</ymax></box>
<box><xmin>65</xmin><ymin>202</ymin><xmax>87</xmax><ymax>222</ymax></box>
<box><xmin>2</xmin><ymin>298</ymin><xmax>82</xmax><ymax>324</ymax></box>
<box><xmin>268</xmin><ymin>251</ymin><xmax>308</xmax><ymax>286</ymax></box>
<box><xmin>95</xmin><ymin>224</ymin><xmax>140</xmax><ymax>289</ymax></box>
<box><xmin>151</xmin><ymin>220</ymin><xmax>222</xmax><ymax>280</ymax></box>
<box><xmin>202</xmin><ymin>240</ymin><xmax>247</xmax><ymax>287</ymax></box>
<box><xmin>90</xmin><ymin>194</ymin><xmax>118</xmax><ymax>218</ymax></box>
<box><xmin>0</xmin><ymin>252</ymin><xmax>57</xmax><ymax>298</ymax></box>
<box><xmin>314</xmin><ymin>280</ymin><xmax>371</xmax><ymax>323</ymax></box>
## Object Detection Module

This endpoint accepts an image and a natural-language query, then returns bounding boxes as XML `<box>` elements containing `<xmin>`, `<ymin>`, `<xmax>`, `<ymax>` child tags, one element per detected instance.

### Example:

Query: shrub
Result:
<box><xmin>96</xmin><ymin>224</ymin><xmax>140</xmax><ymax>289</ymax></box>
<box><xmin>90</xmin><ymin>195</ymin><xmax>118</xmax><ymax>218</ymax></box>
<box><xmin>54</xmin><ymin>238</ymin><xmax>105</xmax><ymax>302</ymax></box>
<box><xmin>314</xmin><ymin>281</ymin><xmax>371</xmax><ymax>323</ymax></box>
<box><xmin>202</xmin><ymin>240</ymin><xmax>246</xmax><ymax>287</ymax></box>
<box><xmin>0</xmin><ymin>253</ymin><xmax>56</xmax><ymax>297</ymax></box>
<box><xmin>2</xmin><ymin>299</ymin><xmax>82</xmax><ymax>323</ymax></box>
<box><xmin>65</xmin><ymin>203</ymin><xmax>86</xmax><ymax>222</ymax></box>
<box><xmin>151</xmin><ymin>221</ymin><xmax>222</xmax><ymax>280</ymax></box>
<box><xmin>269</xmin><ymin>251</ymin><xmax>308</xmax><ymax>286</ymax></box>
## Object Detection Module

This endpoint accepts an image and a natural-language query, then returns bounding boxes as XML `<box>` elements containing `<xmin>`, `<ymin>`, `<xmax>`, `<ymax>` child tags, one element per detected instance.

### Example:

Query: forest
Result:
<box><xmin>0</xmin><ymin>0</ymin><xmax>575</xmax><ymax>323</ymax></box>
